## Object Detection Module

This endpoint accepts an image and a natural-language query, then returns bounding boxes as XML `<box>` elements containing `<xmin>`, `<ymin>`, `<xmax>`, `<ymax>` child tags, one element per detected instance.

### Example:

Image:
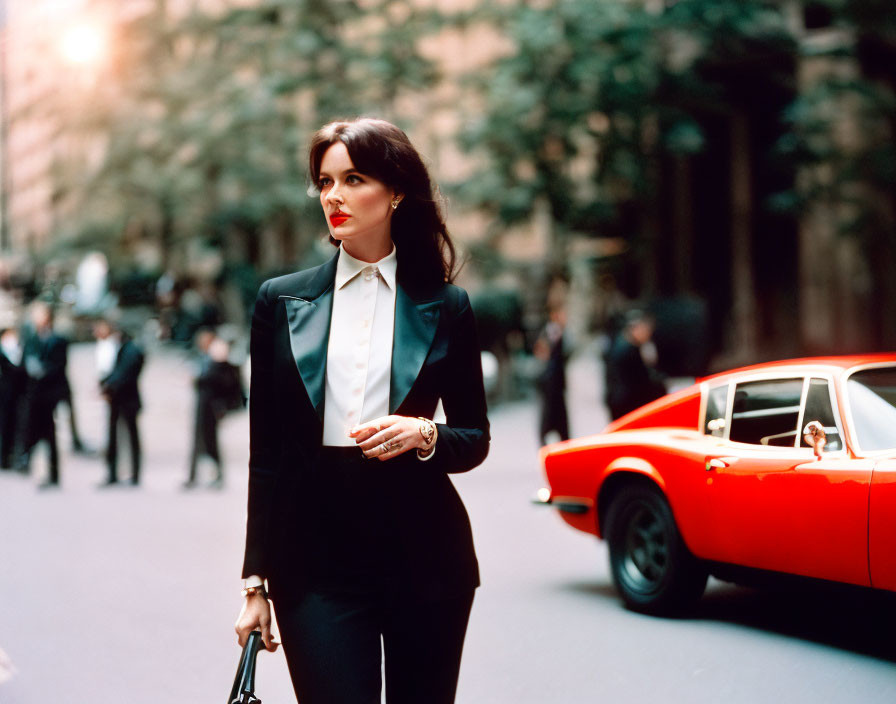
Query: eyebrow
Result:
<box><xmin>318</xmin><ymin>167</ymin><xmax>362</xmax><ymax>179</ymax></box>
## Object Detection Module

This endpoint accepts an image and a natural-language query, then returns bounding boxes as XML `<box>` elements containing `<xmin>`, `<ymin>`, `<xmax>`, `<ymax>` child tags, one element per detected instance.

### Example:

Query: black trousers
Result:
<box><xmin>0</xmin><ymin>392</ymin><xmax>21</xmax><ymax>468</ymax></box>
<box><xmin>106</xmin><ymin>402</ymin><xmax>141</xmax><ymax>483</ymax></box>
<box><xmin>60</xmin><ymin>391</ymin><xmax>84</xmax><ymax>449</ymax></box>
<box><xmin>187</xmin><ymin>402</ymin><xmax>221</xmax><ymax>483</ymax></box>
<box><xmin>270</xmin><ymin>445</ymin><xmax>477</xmax><ymax>703</ymax></box>
<box><xmin>275</xmin><ymin>589</ymin><xmax>474</xmax><ymax>704</ymax></box>
<box><xmin>22</xmin><ymin>397</ymin><xmax>58</xmax><ymax>483</ymax></box>
<box><xmin>539</xmin><ymin>388</ymin><xmax>569</xmax><ymax>445</ymax></box>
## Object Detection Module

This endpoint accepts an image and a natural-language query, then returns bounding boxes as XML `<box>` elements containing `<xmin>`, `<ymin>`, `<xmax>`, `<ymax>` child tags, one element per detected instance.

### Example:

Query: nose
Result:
<box><xmin>325</xmin><ymin>183</ymin><xmax>344</xmax><ymax>207</ymax></box>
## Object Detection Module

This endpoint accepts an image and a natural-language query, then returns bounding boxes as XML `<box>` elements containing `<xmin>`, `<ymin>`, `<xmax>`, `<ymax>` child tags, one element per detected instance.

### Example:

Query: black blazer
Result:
<box><xmin>100</xmin><ymin>338</ymin><xmax>145</xmax><ymax>413</ymax></box>
<box><xmin>242</xmin><ymin>251</ymin><xmax>490</xmax><ymax>598</ymax></box>
<box><xmin>0</xmin><ymin>347</ymin><xmax>25</xmax><ymax>407</ymax></box>
<box><xmin>22</xmin><ymin>331</ymin><xmax>69</xmax><ymax>407</ymax></box>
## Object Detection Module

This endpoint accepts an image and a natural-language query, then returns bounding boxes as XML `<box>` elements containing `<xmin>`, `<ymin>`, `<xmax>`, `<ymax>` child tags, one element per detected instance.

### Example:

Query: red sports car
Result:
<box><xmin>536</xmin><ymin>354</ymin><xmax>896</xmax><ymax>613</ymax></box>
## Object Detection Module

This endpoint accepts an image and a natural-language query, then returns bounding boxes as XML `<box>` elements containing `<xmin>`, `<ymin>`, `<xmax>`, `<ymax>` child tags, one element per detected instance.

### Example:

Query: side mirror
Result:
<box><xmin>803</xmin><ymin>421</ymin><xmax>826</xmax><ymax>459</ymax></box>
<box><xmin>707</xmin><ymin>418</ymin><xmax>726</xmax><ymax>433</ymax></box>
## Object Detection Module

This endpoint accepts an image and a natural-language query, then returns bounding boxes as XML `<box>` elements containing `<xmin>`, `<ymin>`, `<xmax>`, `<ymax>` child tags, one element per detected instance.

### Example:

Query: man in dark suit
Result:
<box><xmin>534</xmin><ymin>303</ymin><xmax>570</xmax><ymax>445</ymax></box>
<box><xmin>184</xmin><ymin>333</ymin><xmax>245</xmax><ymax>489</ymax></box>
<box><xmin>18</xmin><ymin>303</ymin><xmax>69</xmax><ymax>487</ymax></box>
<box><xmin>604</xmin><ymin>310</ymin><xmax>666</xmax><ymax>420</ymax></box>
<box><xmin>94</xmin><ymin>319</ymin><xmax>145</xmax><ymax>486</ymax></box>
<box><xmin>0</xmin><ymin>328</ymin><xmax>26</xmax><ymax>470</ymax></box>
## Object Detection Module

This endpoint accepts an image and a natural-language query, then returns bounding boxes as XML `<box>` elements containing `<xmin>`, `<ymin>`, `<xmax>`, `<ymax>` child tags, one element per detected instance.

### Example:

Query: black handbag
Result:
<box><xmin>228</xmin><ymin>630</ymin><xmax>264</xmax><ymax>704</ymax></box>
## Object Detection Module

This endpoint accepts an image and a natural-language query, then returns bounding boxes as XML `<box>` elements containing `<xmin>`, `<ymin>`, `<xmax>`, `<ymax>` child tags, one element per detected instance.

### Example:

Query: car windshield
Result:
<box><xmin>847</xmin><ymin>368</ymin><xmax>896</xmax><ymax>453</ymax></box>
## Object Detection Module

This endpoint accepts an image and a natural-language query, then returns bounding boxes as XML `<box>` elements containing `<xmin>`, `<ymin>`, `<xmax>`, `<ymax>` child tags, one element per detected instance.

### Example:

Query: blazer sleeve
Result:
<box><xmin>242</xmin><ymin>280</ymin><xmax>278</xmax><ymax>578</ymax></box>
<box><xmin>430</xmin><ymin>288</ymin><xmax>490</xmax><ymax>474</ymax></box>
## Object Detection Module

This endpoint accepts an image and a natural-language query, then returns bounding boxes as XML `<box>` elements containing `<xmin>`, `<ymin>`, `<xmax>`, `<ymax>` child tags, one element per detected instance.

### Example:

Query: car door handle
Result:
<box><xmin>705</xmin><ymin>457</ymin><xmax>731</xmax><ymax>471</ymax></box>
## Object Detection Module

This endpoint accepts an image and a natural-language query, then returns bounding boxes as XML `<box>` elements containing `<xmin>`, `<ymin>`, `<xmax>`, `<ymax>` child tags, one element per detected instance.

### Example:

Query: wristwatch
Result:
<box><xmin>417</xmin><ymin>417</ymin><xmax>436</xmax><ymax>447</ymax></box>
<box><xmin>241</xmin><ymin>585</ymin><xmax>267</xmax><ymax>599</ymax></box>
<box><xmin>416</xmin><ymin>417</ymin><xmax>438</xmax><ymax>459</ymax></box>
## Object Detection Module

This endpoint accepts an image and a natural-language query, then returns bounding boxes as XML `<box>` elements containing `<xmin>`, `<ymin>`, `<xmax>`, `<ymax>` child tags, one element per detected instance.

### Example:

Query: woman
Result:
<box><xmin>235</xmin><ymin>117</ymin><xmax>490</xmax><ymax>704</ymax></box>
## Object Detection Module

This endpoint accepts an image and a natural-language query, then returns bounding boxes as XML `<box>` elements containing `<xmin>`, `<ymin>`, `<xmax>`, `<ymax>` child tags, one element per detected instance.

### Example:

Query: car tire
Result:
<box><xmin>604</xmin><ymin>483</ymin><xmax>707</xmax><ymax>614</ymax></box>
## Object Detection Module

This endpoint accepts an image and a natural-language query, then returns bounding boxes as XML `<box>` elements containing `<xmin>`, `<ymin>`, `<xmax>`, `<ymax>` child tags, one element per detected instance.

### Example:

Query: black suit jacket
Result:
<box><xmin>604</xmin><ymin>335</ymin><xmax>665</xmax><ymax>419</ymax></box>
<box><xmin>242</xmin><ymin>251</ymin><xmax>490</xmax><ymax>598</ymax></box>
<box><xmin>0</xmin><ymin>348</ymin><xmax>25</xmax><ymax>422</ymax></box>
<box><xmin>22</xmin><ymin>331</ymin><xmax>69</xmax><ymax>407</ymax></box>
<box><xmin>101</xmin><ymin>338</ymin><xmax>145</xmax><ymax>413</ymax></box>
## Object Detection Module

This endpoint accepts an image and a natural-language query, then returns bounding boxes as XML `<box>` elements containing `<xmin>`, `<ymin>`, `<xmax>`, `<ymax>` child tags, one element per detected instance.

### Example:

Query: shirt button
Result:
<box><xmin>362</xmin><ymin>320</ymin><xmax>370</xmax><ymax>328</ymax></box>
<box><xmin>353</xmin><ymin>388</ymin><xmax>362</xmax><ymax>396</ymax></box>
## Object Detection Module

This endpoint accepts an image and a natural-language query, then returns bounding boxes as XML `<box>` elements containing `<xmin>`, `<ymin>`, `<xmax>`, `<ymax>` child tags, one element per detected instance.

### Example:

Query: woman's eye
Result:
<box><xmin>318</xmin><ymin>178</ymin><xmax>332</xmax><ymax>189</ymax></box>
<box><xmin>347</xmin><ymin>174</ymin><xmax>363</xmax><ymax>184</ymax></box>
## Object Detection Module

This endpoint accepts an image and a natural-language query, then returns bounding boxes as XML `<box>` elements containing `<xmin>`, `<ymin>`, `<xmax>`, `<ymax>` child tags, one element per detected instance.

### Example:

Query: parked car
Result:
<box><xmin>536</xmin><ymin>354</ymin><xmax>896</xmax><ymax>613</ymax></box>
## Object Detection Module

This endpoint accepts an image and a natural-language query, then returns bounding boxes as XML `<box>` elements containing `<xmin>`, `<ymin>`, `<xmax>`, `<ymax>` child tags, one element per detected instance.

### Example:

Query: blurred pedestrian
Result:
<box><xmin>534</xmin><ymin>304</ymin><xmax>569</xmax><ymax>445</ymax></box>
<box><xmin>94</xmin><ymin>319</ymin><xmax>144</xmax><ymax>487</ymax></box>
<box><xmin>604</xmin><ymin>310</ymin><xmax>666</xmax><ymax>420</ymax></box>
<box><xmin>18</xmin><ymin>302</ymin><xmax>68</xmax><ymax>487</ymax></box>
<box><xmin>59</xmin><ymin>359</ymin><xmax>87</xmax><ymax>454</ymax></box>
<box><xmin>234</xmin><ymin>118</ymin><xmax>489</xmax><ymax>704</ymax></box>
<box><xmin>0</xmin><ymin>328</ymin><xmax>25</xmax><ymax>469</ymax></box>
<box><xmin>184</xmin><ymin>334</ymin><xmax>245</xmax><ymax>489</ymax></box>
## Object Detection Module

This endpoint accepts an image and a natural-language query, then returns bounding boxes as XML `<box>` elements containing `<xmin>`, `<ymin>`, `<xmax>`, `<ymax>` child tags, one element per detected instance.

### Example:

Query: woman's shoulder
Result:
<box><xmin>442</xmin><ymin>282</ymin><xmax>472</xmax><ymax>309</ymax></box>
<box><xmin>257</xmin><ymin>257</ymin><xmax>338</xmax><ymax>301</ymax></box>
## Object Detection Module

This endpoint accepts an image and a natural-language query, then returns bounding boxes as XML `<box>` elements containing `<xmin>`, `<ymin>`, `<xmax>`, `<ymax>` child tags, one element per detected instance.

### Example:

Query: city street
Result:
<box><xmin>1</xmin><ymin>343</ymin><xmax>895</xmax><ymax>703</ymax></box>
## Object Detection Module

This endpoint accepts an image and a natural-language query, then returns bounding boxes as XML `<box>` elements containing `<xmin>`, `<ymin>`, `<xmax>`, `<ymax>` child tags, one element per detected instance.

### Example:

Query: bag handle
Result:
<box><xmin>228</xmin><ymin>630</ymin><xmax>263</xmax><ymax>704</ymax></box>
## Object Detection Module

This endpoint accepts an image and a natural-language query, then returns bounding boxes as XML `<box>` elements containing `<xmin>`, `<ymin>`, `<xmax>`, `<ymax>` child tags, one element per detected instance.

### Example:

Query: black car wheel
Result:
<box><xmin>604</xmin><ymin>483</ymin><xmax>707</xmax><ymax>614</ymax></box>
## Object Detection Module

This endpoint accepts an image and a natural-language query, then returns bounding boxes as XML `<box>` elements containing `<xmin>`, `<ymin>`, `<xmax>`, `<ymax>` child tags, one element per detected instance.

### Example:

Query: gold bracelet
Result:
<box><xmin>241</xmin><ymin>585</ymin><xmax>267</xmax><ymax>599</ymax></box>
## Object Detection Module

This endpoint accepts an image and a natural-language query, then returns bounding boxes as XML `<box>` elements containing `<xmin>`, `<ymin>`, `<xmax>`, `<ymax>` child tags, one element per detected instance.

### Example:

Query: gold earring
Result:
<box><xmin>391</xmin><ymin>198</ymin><xmax>401</xmax><ymax>210</ymax></box>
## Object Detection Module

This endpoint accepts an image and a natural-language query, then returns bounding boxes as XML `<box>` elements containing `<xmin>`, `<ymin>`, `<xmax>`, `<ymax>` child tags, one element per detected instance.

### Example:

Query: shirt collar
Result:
<box><xmin>335</xmin><ymin>244</ymin><xmax>397</xmax><ymax>291</ymax></box>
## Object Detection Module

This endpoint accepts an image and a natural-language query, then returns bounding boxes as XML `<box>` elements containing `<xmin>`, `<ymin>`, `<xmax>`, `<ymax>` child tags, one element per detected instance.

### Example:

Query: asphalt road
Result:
<box><xmin>1</xmin><ymin>342</ymin><xmax>895</xmax><ymax>703</ymax></box>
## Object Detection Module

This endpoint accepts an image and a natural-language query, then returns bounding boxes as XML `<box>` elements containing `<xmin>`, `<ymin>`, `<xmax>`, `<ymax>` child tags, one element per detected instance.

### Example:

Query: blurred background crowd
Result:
<box><xmin>0</xmin><ymin>0</ymin><xmax>895</xmax><ymax>474</ymax></box>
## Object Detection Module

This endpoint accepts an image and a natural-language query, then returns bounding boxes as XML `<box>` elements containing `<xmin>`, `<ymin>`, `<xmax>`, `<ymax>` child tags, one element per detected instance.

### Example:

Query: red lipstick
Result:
<box><xmin>329</xmin><ymin>211</ymin><xmax>350</xmax><ymax>227</ymax></box>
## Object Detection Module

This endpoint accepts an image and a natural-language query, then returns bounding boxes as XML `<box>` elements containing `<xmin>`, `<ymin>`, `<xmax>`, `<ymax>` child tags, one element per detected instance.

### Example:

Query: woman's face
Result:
<box><xmin>318</xmin><ymin>141</ymin><xmax>398</xmax><ymax>249</ymax></box>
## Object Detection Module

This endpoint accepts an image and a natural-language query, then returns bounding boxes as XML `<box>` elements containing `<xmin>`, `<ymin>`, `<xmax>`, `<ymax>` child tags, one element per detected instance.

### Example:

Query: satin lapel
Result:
<box><xmin>390</xmin><ymin>285</ymin><xmax>442</xmax><ymax>413</ymax></box>
<box><xmin>281</xmin><ymin>254</ymin><xmax>338</xmax><ymax>421</ymax></box>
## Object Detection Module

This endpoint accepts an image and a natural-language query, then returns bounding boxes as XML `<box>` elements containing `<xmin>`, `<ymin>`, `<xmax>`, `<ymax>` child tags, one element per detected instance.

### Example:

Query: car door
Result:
<box><xmin>869</xmin><ymin>458</ymin><xmax>896</xmax><ymax>591</ymax></box>
<box><xmin>845</xmin><ymin>365</ymin><xmax>896</xmax><ymax>591</ymax></box>
<box><xmin>702</xmin><ymin>376</ymin><xmax>872</xmax><ymax>587</ymax></box>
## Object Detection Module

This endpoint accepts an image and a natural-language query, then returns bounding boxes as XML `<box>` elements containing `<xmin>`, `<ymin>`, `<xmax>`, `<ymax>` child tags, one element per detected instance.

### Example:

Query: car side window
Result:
<box><xmin>729</xmin><ymin>378</ymin><xmax>804</xmax><ymax>446</ymax></box>
<box><xmin>704</xmin><ymin>384</ymin><xmax>729</xmax><ymax>437</ymax></box>
<box><xmin>800</xmin><ymin>377</ymin><xmax>843</xmax><ymax>452</ymax></box>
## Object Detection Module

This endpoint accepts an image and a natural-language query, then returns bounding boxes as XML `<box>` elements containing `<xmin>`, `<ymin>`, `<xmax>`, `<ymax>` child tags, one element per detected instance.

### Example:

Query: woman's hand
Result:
<box><xmin>350</xmin><ymin>415</ymin><xmax>435</xmax><ymax>461</ymax></box>
<box><xmin>235</xmin><ymin>593</ymin><xmax>279</xmax><ymax>652</ymax></box>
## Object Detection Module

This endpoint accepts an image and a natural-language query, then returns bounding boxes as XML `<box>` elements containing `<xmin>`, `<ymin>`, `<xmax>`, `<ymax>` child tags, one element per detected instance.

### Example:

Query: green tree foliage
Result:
<box><xmin>459</xmin><ymin>0</ymin><xmax>795</xmax><ymax>267</ymax></box>
<box><xmin>777</xmin><ymin>0</ymin><xmax>896</xmax><ymax>343</ymax></box>
<box><xmin>780</xmin><ymin>1</ymin><xmax>896</xmax><ymax>227</ymax></box>
<box><xmin>53</xmin><ymin>0</ymin><xmax>439</xmax><ymax>277</ymax></box>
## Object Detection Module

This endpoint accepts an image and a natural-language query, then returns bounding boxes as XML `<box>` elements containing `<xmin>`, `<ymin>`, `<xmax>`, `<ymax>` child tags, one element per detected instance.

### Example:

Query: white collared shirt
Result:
<box><xmin>96</xmin><ymin>337</ymin><xmax>120</xmax><ymax>379</ymax></box>
<box><xmin>0</xmin><ymin>335</ymin><xmax>21</xmax><ymax>366</ymax></box>
<box><xmin>322</xmin><ymin>245</ymin><xmax>398</xmax><ymax>446</ymax></box>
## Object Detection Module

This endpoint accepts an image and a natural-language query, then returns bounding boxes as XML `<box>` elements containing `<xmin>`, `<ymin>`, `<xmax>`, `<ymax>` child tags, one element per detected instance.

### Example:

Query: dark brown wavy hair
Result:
<box><xmin>309</xmin><ymin>118</ymin><xmax>458</xmax><ymax>289</ymax></box>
